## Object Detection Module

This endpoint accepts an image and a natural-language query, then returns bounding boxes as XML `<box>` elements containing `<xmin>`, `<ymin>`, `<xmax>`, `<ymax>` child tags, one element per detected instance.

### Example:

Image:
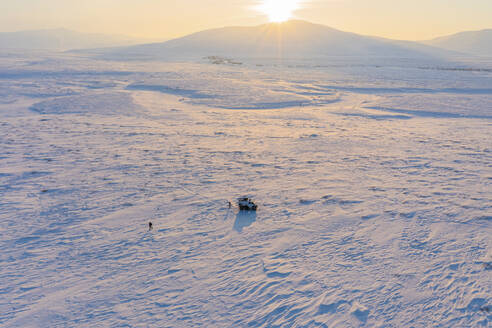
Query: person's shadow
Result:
<box><xmin>233</xmin><ymin>210</ymin><xmax>257</xmax><ymax>233</ymax></box>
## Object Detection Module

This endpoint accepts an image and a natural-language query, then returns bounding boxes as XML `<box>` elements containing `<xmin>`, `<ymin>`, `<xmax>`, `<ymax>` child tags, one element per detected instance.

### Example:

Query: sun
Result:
<box><xmin>257</xmin><ymin>0</ymin><xmax>301</xmax><ymax>23</ymax></box>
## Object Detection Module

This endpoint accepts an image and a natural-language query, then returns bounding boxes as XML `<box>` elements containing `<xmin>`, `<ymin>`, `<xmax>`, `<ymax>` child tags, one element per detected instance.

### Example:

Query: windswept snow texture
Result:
<box><xmin>0</xmin><ymin>51</ymin><xmax>491</xmax><ymax>327</ymax></box>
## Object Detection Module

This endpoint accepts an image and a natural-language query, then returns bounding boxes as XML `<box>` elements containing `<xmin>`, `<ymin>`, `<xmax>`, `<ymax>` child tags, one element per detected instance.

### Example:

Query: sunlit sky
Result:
<box><xmin>1</xmin><ymin>0</ymin><xmax>491</xmax><ymax>41</ymax></box>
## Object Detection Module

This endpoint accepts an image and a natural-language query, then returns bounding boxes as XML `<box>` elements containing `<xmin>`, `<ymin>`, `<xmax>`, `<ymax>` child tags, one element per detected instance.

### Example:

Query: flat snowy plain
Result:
<box><xmin>0</xmin><ymin>51</ymin><xmax>491</xmax><ymax>327</ymax></box>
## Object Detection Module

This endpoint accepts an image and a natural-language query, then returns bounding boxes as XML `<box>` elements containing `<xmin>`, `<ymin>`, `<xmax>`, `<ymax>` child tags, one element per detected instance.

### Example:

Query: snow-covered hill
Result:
<box><xmin>102</xmin><ymin>20</ymin><xmax>451</xmax><ymax>60</ymax></box>
<box><xmin>423</xmin><ymin>29</ymin><xmax>492</xmax><ymax>57</ymax></box>
<box><xmin>0</xmin><ymin>29</ymin><xmax>150</xmax><ymax>51</ymax></box>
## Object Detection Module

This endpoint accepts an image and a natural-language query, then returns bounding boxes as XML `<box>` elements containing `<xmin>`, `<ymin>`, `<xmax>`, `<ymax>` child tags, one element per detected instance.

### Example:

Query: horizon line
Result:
<box><xmin>1</xmin><ymin>19</ymin><xmax>491</xmax><ymax>43</ymax></box>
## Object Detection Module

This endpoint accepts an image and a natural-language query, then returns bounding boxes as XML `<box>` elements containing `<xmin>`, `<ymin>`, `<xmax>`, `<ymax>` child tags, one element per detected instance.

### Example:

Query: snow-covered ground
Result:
<box><xmin>0</xmin><ymin>51</ymin><xmax>491</xmax><ymax>327</ymax></box>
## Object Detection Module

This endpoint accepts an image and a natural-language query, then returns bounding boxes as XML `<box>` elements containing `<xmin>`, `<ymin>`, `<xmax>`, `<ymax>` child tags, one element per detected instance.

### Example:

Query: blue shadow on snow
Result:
<box><xmin>233</xmin><ymin>211</ymin><xmax>257</xmax><ymax>233</ymax></box>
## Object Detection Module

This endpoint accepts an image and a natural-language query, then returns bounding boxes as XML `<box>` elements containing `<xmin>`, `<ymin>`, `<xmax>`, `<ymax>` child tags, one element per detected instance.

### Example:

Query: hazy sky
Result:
<box><xmin>1</xmin><ymin>0</ymin><xmax>491</xmax><ymax>41</ymax></box>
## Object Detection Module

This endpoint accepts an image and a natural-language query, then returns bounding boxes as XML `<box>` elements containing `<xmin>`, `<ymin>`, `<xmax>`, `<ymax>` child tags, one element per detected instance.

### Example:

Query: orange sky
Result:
<box><xmin>1</xmin><ymin>0</ymin><xmax>491</xmax><ymax>41</ymax></box>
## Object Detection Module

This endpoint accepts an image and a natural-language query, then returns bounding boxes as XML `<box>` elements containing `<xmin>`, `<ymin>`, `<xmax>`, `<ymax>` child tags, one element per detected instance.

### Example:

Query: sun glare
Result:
<box><xmin>257</xmin><ymin>0</ymin><xmax>301</xmax><ymax>23</ymax></box>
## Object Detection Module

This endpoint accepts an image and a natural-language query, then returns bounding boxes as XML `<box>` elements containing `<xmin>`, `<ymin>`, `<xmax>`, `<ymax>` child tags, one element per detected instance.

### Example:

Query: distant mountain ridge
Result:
<box><xmin>0</xmin><ymin>29</ymin><xmax>151</xmax><ymax>51</ymax></box>
<box><xmin>3</xmin><ymin>22</ymin><xmax>490</xmax><ymax>58</ymax></box>
<box><xmin>103</xmin><ymin>20</ymin><xmax>451</xmax><ymax>60</ymax></box>
<box><xmin>423</xmin><ymin>29</ymin><xmax>492</xmax><ymax>57</ymax></box>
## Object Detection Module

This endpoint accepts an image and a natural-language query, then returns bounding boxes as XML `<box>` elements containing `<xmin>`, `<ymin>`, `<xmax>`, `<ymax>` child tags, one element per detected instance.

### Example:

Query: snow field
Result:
<box><xmin>0</xmin><ymin>52</ymin><xmax>491</xmax><ymax>327</ymax></box>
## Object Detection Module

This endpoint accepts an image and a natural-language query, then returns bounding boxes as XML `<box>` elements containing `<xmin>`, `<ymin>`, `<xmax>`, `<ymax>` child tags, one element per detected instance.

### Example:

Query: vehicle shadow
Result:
<box><xmin>233</xmin><ymin>210</ymin><xmax>257</xmax><ymax>233</ymax></box>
